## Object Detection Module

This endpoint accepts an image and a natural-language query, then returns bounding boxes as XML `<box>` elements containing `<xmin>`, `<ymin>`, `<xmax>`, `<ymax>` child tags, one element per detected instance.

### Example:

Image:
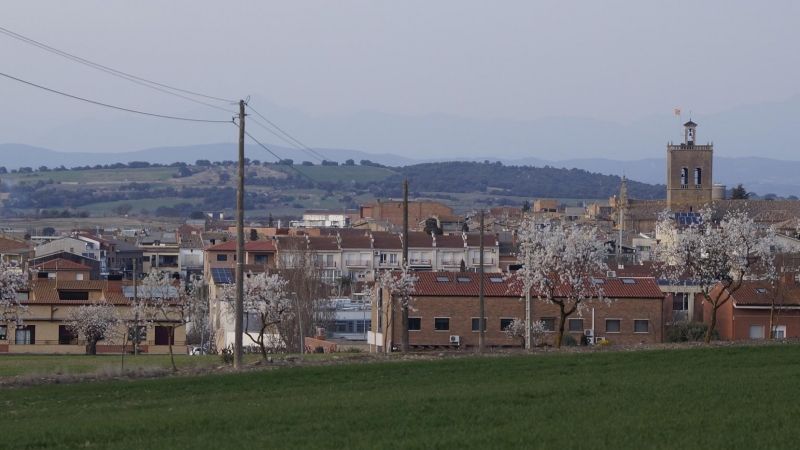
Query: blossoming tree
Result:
<box><xmin>0</xmin><ymin>261</ymin><xmax>28</xmax><ymax>328</ymax></box>
<box><xmin>654</xmin><ymin>208</ymin><xmax>767</xmax><ymax>343</ymax></box>
<box><xmin>375</xmin><ymin>265</ymin><xmax>416</xmax><ymax>354</ymax></box>
<box><xmin>509</xmin><ymin>221</ymin><xmax>607</xmax><ymax>348</ymax></box>
<box><xmin>65</xmin><ymin>298</ymin><xmax>119</xmax><ymax>355</ymax></box>
<box><xmin>221</xmin><ymin>271</ymin><xmax>293</xmax><ymax>360</ymax></box>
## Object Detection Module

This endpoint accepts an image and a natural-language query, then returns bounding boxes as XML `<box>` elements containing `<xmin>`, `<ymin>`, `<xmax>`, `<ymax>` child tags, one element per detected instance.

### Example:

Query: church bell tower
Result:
<box><xmin>666</xmin><ymin>120</ymin><xmax>713</xmax><ymax>208</ymax></box>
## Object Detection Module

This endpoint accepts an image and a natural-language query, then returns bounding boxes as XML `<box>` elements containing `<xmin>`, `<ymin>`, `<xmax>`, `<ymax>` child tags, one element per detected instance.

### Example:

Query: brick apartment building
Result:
<box><xmin>369</xmin><ymin>272</ymin><xmax>665</xmax><ymax>352</ymax></box>
<box><xmin>359</xmin><ymin>200</ymin><xmax>453</xmax><ymax>228</ymax></box>
<box><xmin>708</xmin><ymin>274</ymin><xmax>800</xmax><ymax>340</ymax></box>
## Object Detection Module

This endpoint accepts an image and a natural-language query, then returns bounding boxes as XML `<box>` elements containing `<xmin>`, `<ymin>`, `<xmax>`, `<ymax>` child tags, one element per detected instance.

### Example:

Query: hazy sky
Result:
<box><xmin>1</xmin><ymin>1</ymin><xmax>799</xmax><ymax>155</ymax></box>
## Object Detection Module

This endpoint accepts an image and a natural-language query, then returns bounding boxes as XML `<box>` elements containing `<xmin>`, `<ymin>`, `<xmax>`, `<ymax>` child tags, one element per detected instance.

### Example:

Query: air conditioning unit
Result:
<box><xmin>449</xmin><ymin>335</ymin><xmax>460</xmax><ymax>344</ymax></box>
<box><xmin>584</xmin><ymin>329</ymin><xmax>594</xmax><ymax>337</ymax></box>
<box><xmin>595</xmin><ymin>336</ymin><xmax>607</xmax><ymax>344</ymax></box>
<box><xmin>606</xmin><ymin>270</ymin><xmax>617</xmax><ymax>278</ymax></box>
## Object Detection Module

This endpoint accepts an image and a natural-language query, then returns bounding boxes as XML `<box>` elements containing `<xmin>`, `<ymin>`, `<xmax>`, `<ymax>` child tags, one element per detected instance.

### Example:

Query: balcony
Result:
<box><xmin>441</xmin><ymin>260</ymin><xmax>461</xmax><ymax>267</ymax></box>
<box><xmin>316</xmin><ymin>261</ymin><xmax>338</xmax><ymax>268</ymax></box>
<box><xmin>471</xmin><ymin>258</ymin><xmax>495</xmax><ymax>265</ymax></box>
<box><xmin>345</xmin><ymin>260</ymin><xmax>371</xmax><ymax>268</ymax></box>
<box><xmin>409</xmin><ymin>259</ymin><xmax>432</xmax><ymax>265</ymax></box>
<box><xmin>378</xmin><ymin>261</ymin><xmax>399</xmax><ymax>268</ymax></box>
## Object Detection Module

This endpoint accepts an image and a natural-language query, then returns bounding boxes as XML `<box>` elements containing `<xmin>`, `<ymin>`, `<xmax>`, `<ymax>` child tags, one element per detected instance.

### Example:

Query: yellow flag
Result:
<box><xmin>674</xmin><ymin>109</ymin><xmax>681</xmax><ymax>116</ymax></box>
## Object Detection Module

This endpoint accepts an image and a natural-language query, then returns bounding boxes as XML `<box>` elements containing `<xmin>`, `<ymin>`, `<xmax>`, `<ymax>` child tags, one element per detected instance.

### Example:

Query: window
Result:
<box><xmin>680</xmin><ymin>167</ymin><xmax>688</xmax><ymax>185</ymax></box>
<box><xmin>58</xmin><ymin>325</ymin><xmax>77</xmax><ymax>345</ymax></box>
<box><xmin>568</xmin><ymin>318</ymin><xmax>584</xmax><ymax>333</ymax></box>
<box><xmin>154</xmin><ymin>326</ymin><xmax>174</xmax><ymax>345</ymax></box>
<box><xmin>500</xmin><ymin>318</ymin><xmax>514</xmax><ymax>331</ymax></box>
<box><xmin>58</xmin><ymin>290</ymin><xmax>89</xmax><ymax>301</ymax></box>
<box><xmin>634</xmin><ymin>320</ymin><xmax>649</xmax><ymax>333</ymax></box>
<box><xmin>620</xmin><ymin>278</ymin><xmax>636</xmax><ymax>284</ymax></box>
<box><xmin>15</xmin><ymin>325</ymin><xmax>35</xmax><ymax>345</ymax></box>
<box><xmin>457</xmin><ymin>277</ymin><xmax>471</xmax><ymax>283</ymax></box>
<box><xmin>694</xmin><ymin>167</ymin><xmax>702</xmax><ymax>185</ymax></box>
<box><xmin>592</xmin><ymin>278</ymin><xmax>605</xmax><ymax>284</ymax></box>
<box><xmin>755</xmin><ymin>288</ymin><xmax>767</xmax><ymax>294</ymax></box>
<box><xmin>541</xmin><ymin>318</ymin><xmax>556</xmax><ymax>332</ymax></box>
<box><xmin>408</xmin><ymin>318</ymin><xmax>421</xmax><ymax>331</ymax></box>
<box><xmin>749</xmin><ymin>324</ymin><xmax>765</xmax><ymax>340</ymax></box>
<box><xmin>128</xmin><ymin>326</ymin><xmax>146</xmax><ymax>342</ymax></box>
<box><xmin>489</xmin><ymin>277</ymin><xmax>503</xmax><ymax>283</ymax></box>
<box><xmin>76</xmin><ymin>273</ymin><xmax>84</xmax><ymax>281</ymax></box>
<box><xmin>434</xmin><ymin>317</ymin><xmax>450</xmax><ymax>331</ymax></box>
<box><xmin>435</xmin><ymin>276</ymin><xmax>450</xmax><ymax>282</ymax></box>
<box><xmin>772</xmin><ymin>325</ymin><xmax>786</xmax><ymax>339</ymax></box>
<box><xmin>471</xmin><ymin>318</ymin><xmax>487</xmax><ymax>332</ymax></box>
<box><xmin>606</xmin><ymin>319</ymin><xmax>621</xmax><ymax>333</ymax></box>
<box><xmin>254</xmin><ymin>255</ymin><xmax>268</xmax><ymax>265</ymax></box>
<box><xmin>216</xmin><ymin>254</ymin><xmax>228</xmax><ymax>262</ymax></box>
<box><xmin>0</xmin><ymin>325</ymin><xmax>6</xmax><ymax>340</ymax></box>
<box><xmin>673</xmin><ymin>293</ymin><xmax>689</xmax><ymax>311</ymax></box>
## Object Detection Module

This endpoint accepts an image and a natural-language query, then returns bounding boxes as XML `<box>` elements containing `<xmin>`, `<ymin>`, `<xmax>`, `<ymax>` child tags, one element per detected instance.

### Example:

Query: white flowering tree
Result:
<box><xmin>654</xmin><ymin>208</ymin><xmax>766</xmax><ymax>343</ymax></box>
<box><xmin>65</xmin><ymin>298</ymin><xmax>119</xmax><ymax>355</ymax></box>
<box><xmin>509</xmin><ymin>221</ymin><xmax>607</xmax><ymax>348</ymax></box>
<box><xmin>221</xmin><ymin>271</ymin><xmax>293</xmax><ymax>360</ymax></box>
<box><xmin>138</xmin><ymin>270</ymin><xmax>193</xmax><ymax>371</ymax></box>
<box><xmin>0</xmin><ymin>261</ymin><xmax>28</xmax><ymax>328</ymax></box>
<box><xmin>375</xmin><ymin>265</ymin><xmax>416</xmax><ymax>354</ymax></box>
<box><xmin>503</xmin><ymin>318</ymin><xmax>547</xmax><ymax>347</ymax></box>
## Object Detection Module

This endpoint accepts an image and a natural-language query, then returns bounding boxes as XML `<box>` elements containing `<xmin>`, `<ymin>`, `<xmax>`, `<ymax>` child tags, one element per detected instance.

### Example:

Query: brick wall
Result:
<box><xmin>370</xmin><ymin>201</ymin><xmax>453</xmax><ymax>228</ymax></box>
<box><xmin>384</xmin><ymin>295</ymin><xmax>663</xmax><ymax>348</ymax></box>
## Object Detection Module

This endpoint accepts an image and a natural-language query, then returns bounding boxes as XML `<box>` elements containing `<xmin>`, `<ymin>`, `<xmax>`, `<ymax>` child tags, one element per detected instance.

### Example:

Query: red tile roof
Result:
<box><xmin>26</xmin><ymin>280</ymin><xmax>128</xmax><ymax>305</ymax></box>
<box><xmin>306</xmin><ymin>236</ymin><xmax>340</xmax><ymax>251</ymax></box>
<box><xmin>30</xmin><ymin>258</ymin><xmax>91</xmax><ymax>271</ymax></box>
<box><xmin>406</xmin><ymin>272</ymin><xmax>664</xmax><ymax>299</ymax></box>
<box><xmin>716</xmin><ymin>280</ymin><xmax>800</xmax><ymax>307</ymax></box>
<box><xmin>206</xmin><ymin>240</ymin><xmax>276</xmax><ymax>252</ymax></box>
<box><xmin>371</xmin><ymin>232</ymin><xmax>402</xmax><ymax>250</ymax></box>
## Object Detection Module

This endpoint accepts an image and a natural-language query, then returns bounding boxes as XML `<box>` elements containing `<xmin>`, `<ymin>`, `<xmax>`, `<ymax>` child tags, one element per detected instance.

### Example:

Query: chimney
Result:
<box><xmin>781</xmin><ymin>271</ymin><xmax>796</xmax><ymax>286</ymax></box>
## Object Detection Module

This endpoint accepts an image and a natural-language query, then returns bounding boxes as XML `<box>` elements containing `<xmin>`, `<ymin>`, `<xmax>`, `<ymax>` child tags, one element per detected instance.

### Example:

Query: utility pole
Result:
<box><xmin>133</xmin><ymin>259</ymin><xmax>139</xmax><ymax>355</ymax></box>
<box><xmin>234</xmin><ymin>100</ymin><xmax>245</xmax><ymax>370</ymax></box>
<box><xmin>479</xmin><ymin>210</ymin><xmax>485</xmax><ymax>353</ymax></box>
<box><xmin>401</xmin><ymin>179</ymin><xmax>409</xmax><ymax>354</ymax></box>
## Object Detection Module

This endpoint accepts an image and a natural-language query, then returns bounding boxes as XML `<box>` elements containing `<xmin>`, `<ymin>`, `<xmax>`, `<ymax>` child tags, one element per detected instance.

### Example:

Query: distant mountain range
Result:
<box><xmin>2</xmin><ymin>143</ymin><xmax>800</xmax><ymax>197</ymax></box>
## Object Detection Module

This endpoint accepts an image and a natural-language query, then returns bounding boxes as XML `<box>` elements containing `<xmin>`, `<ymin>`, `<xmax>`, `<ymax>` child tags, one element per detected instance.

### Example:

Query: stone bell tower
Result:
<box><xmin>666</xmin><ymin>120</ymin><xmax>713</xmax><ymax>208</ymax></box>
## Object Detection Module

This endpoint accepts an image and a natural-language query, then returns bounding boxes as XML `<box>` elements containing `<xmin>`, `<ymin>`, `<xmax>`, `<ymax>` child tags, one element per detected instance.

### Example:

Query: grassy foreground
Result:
<box><xmin>2</xmin><ymin>346</ymin><xmax>800</xmax><ymax>449</ymax></box>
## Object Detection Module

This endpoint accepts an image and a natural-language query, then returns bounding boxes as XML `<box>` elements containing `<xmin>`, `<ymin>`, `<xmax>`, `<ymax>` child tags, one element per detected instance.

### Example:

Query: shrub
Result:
<box><xmin>597</xmin><ymin>339</ymin><xmax>611</xmax><ymax>346</ymax></box>
<box><xmin>562</xmin><ymin>334</ymin><xmax>578</xmax><ymax>346</ymax></box>
<box><xmin>666</xmin><ymin>322</ymin><xmax>718</xmax><ymax>343</ymax></box>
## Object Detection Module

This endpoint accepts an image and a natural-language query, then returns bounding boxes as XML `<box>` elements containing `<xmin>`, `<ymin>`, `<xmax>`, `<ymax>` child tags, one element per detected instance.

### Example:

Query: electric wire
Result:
<box><xmin>0</xmin><ymin>26</ymin><xmax>235</xmax><ymax>104</ymax></box>
<box><xmin>0</xmin><ymin>71</ymin><xmax>233</xmax><ymax>123</ymax></box>
<box><xmin>245</xmin><ymin>103</ymin><xmax>332</xmax><ymax>163</ymax></box>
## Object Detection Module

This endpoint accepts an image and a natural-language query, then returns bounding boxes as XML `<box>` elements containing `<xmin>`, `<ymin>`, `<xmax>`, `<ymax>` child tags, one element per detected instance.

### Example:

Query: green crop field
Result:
<box><xmin>4</xmin><ymin>167</ymin><xmax>178</xmax><ymax>184</ymax></box>
<box><xmin>2</xmin><ymin>345</ymin><xmax>799</xmax><ymax>449</ymax></box>
<box><xmin>266</xmin><ymin>163</ymin><xmax>397</xmax><ymax>183</ymax></box>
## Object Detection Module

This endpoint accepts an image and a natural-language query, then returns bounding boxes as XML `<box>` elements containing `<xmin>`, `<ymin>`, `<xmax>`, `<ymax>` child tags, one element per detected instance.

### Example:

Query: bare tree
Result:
<box><xmin>654</xmin><ymin>208</ymin><xmax>767</xmax><ymax>343</ymax></box>
<box><xmin>65</xmin><ymin>298</ymin><xmax>119</xmax><ymax>355</ymax></box>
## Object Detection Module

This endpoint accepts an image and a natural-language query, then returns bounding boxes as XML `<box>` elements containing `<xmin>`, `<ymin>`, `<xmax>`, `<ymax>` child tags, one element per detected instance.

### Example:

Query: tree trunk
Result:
<box><xmin>555</xmin><ymin>312</ymin><xmax>567</xmax><ymax>348</ymax></box>
<box><xmin>168</xmin><ymin>326</ymin><xmax>177</xmax><ymax>372</ymax></box>
<box><xmin>769</xmin><ymin>301</ymin><xmax>776</xmax><ymax>339</ymax></box>
<box><xmin>704</xmin><ymin>306</ymin><xmax>717</xmax><ymax>343</ymax></box>
<box><xmin>88</xmin><ymin>340</ymin><xmax>98</xmax><ymax>355</ymax></box>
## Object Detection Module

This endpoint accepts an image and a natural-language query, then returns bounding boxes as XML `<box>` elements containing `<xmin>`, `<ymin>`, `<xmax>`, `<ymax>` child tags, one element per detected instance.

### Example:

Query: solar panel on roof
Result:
<box><xmin>211</xmin><ymin>267</ymin><xmax>234</xmax><ymax>284</ymax></box>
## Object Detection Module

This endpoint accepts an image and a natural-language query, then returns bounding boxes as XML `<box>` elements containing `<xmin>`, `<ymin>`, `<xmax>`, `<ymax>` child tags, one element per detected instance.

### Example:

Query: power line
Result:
<box><xmin>245</xmin><ymin>103</ymin><xmax>332</xmax><ymax>163</ymax></box>
<box><xmin>0</xmin><ymin>71</ymin><xmax>233</xmax><ymax>123</ymax></box>
<box><xmin>0</xmin><ymin>25</ymin><xmax>235</xmax><ymax>104</ymax></box>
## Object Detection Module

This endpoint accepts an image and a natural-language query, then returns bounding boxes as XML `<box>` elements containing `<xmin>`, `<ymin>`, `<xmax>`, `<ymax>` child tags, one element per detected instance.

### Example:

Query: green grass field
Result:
<box><xmin>2</xmin><ymin>345</ymin><xmax>799</xmax><ymax>449</ymax></box>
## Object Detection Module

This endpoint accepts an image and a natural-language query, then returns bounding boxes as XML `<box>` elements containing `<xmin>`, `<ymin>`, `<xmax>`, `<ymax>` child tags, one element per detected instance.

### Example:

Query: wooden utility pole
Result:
<box><xmin>479</xmin><ymin>210</ymin><xmax>485</xmax><ymax>353</ymax></box>
<box><xmin>234</xmin><ymin>100</ymin><xmax>245</xmax><ymax>370</ymax></box>
<box><xmin>401</xmin><ymin>179</ymin><xmax>409</xmax><ymax>354</ymax></box>
<box><xmin>133</xmin><ymin>259</ymin><xmax>139</xmax><ymax>355</ymax></box>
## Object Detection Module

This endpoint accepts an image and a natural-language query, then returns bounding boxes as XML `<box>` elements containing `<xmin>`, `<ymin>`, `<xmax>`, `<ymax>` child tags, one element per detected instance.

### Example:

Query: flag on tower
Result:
<box><xmin>674</xmin><ymin>109</ymin><xmax>681</xmax><ymax>116</ymax></box>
